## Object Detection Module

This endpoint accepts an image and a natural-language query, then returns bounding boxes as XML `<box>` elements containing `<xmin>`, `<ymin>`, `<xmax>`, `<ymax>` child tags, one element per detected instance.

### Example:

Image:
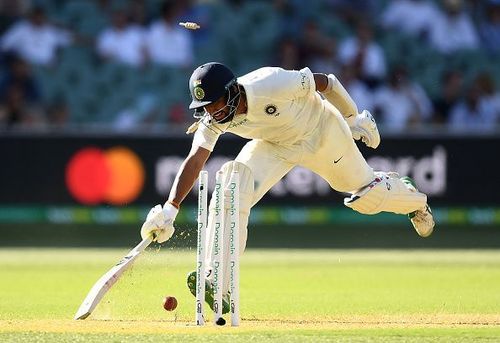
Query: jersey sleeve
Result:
<box><xmin>290</xmin><ymin>67</ymin><xmax>315</xmax><ymax>98</ymax></box>
<box><xmin>192</xmin><ymin>121</ymin><xmax>221</xmax><ymax>152</ymax></box>
<box><xmin>241</xmin><ymin>67</ymin><xmax>315</xmax><ymax>101</ymax></box>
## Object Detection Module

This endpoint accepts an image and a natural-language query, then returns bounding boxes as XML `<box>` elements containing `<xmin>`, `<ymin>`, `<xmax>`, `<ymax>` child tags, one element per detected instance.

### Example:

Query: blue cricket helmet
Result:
<box><xmin>188</xmin><ymin>62</ymin><xmax>236</xmax><ymax>110</ymax></box>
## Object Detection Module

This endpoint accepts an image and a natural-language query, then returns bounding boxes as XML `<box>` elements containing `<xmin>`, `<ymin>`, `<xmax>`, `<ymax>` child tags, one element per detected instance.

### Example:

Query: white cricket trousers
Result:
<box><xmin>235</xmin><ymin>104</ymin><xmax>374</xmax><ymax>206</ymax></box>
<box><xmin>207</xmin><ymin>104</ymin><xmax>375</xmax><ymax>294</ymax></box>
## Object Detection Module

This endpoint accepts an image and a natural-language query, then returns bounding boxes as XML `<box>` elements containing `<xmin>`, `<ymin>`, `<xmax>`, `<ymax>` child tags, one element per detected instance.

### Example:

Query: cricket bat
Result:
<box><xmin>74</xmin><ymin>236</ymin><xmax>153</xmax><ymax>320</ymax></box>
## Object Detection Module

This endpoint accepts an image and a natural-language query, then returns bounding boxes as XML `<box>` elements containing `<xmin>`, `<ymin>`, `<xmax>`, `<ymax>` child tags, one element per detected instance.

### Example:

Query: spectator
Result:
<box><xmin>0</xmin><ymin>54</ymin><xmax>40</xmax><ymax>105</ymax></box>
<box><xmin>180</xmin><ymin>0</ymin><xmax>213</xmax><ymax>46</ymax></box>
<box><xmin>373</xmin><ymin>66</ymin><xmax>433</xmax><ymax>130</ymax></box>
<box><xmin>96</xmin><ymin>9</ymin><xmax>146</xmax><ymax>67</ymax></box>
<box><xmin>381</xmin><ymin>0</ymin><xmax>441</xmax><ymax>40</ymax></box>
<box><xmin>478</xmin><ymin>0</ymin><xmax>500</xmax><ymax>55</ymax></box>
<box><xmin>113</xmin><ymin>92</ymin><xmax>159</xmax><ymax>131</ymax></box>
<box><xmin>329</xmin><ymin>0</ymin><xmax>379</xmax><ymax>26</ymax></box>
<box><xmin>338</xmin><ymin>20</ymin><xmax>386</xmax><ymax>87</ymax></box>
<box><xmin>474</xmin><ymin>72</ymin><xmax>500</xmax><ymax>120</ymax></box>
<box><xmin>0</xmin><ymin>84</ymin><xmax>44</xmax><ymax>127</ymax></box>
<box><xmin>448</xmin><ymin>81</ymin><xmax>498</xmax><ymax>130</ymax></box>
<box><xmin>433</xmin><ymin>70</ymin><xmax>464</xmax><ymax>124</ymax></box>
<box><xmin>145</xmin><ymin>1</ymin><xmax>194</xmax><ymax>67</ymax></box>
<box><xmin>0</xmin><ymin>54</ymin><xmax>44</xmax><ymax>128</ymax></box>
<box><xmin>128</xmin><ymin>0</ymin><xmax>151</xmax><ymax>27</ymax></box>
<box><xmin>299</xmin><ymin>20</ymin><xmax>337</xmax><ymax>73</ymax></box>
<box><xmin>0</xmin><ymin>0</ymin><xmax>31</xmax><ymax>34</ymax></box>
<box><xmin>274</xmin><ymin>36</ymin><xmax>302</xmax><ymax>70</ymax></box>
<box><xmin>428</xmin><ymin>0</ymin><xmax>479</xmax><ymax>53</ymax></box>
<box><xmin>0</xmin><ymin>7</ymin><xmax>72</xmax><ymax>66</ymax></box>
<box><xmin>272</xmin><ymin>0</ymin><xmax>303</xmax><ymax>38</ymax></box>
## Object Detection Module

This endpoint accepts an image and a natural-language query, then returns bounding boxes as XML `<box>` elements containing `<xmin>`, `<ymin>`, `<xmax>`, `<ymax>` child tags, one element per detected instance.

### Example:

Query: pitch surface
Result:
<box><xmin>1</xmin><ymin>248</ymin><xmax>499</xmax><ymax>342</ymax></box>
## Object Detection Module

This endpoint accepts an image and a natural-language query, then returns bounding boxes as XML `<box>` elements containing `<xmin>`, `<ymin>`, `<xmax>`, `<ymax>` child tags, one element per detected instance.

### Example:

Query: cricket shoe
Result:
<box><xmin>400</xmin><ymin>176</ymin><xmax>435</xmax><ymax>237</ymax></box>
<box><xmin>187</xmin><ymin>270</ymin><xmax>230</xmax><ymax>314</ymax></box>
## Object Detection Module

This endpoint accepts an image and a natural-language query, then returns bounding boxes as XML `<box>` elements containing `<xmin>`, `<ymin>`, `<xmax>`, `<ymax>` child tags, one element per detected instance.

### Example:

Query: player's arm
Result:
<box><xmin>140</xmin><ymin>145</ymin><xmax>211</xmax><ymax>243</ymax></box>
<box><xmin>167</xmin><ymin>145</ymin><xmax>211</xmax><ymax>207</ymax></box>
<box><xmin>313</xmin><ymin>73</ymin><xmax>358</xmax><ymax>117</ymax></box>
<box><xmin>313</xmin><ymin>72</ymin><xmax>380</xmax><ymax>149</ymax></box>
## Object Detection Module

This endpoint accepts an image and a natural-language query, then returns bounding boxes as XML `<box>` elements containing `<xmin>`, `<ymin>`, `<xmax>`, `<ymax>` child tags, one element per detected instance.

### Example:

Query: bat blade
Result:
<box><xmin>74</xmin><ymin>237</ymin><xmax>153</xmax><ymax>320</ymax></box>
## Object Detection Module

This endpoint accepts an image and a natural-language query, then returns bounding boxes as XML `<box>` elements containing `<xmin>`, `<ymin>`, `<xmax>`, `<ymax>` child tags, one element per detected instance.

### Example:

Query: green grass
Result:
<box><xmin>0</xmin><ymin>248</ymin><xmax>499</xmax><ymax>342</ymax></box>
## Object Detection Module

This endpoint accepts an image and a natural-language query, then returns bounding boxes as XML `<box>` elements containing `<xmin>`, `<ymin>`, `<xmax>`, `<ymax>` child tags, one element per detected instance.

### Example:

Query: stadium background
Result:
<box><xmin>0</xmin><ymin>0</ymin><xmax>499</xmax><ymax>248</ymax></box>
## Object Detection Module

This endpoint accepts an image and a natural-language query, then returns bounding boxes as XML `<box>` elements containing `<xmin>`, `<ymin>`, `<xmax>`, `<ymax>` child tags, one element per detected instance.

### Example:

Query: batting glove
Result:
<box><xmin>346</xmin><ymin>110</ymin><xmax>381</xmax><ymax>149</ymax></box>
<box><xmin>140</xmin><ymin>203</ymin><xmax>178</xmax><ymax>243</ymax></box>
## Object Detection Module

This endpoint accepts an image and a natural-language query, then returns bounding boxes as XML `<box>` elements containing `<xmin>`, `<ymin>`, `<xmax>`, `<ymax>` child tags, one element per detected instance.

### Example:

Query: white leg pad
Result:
<box><xmin>344</xmin><ymin>172</ymin><xmax>427</xmax><ymax>215</ymax></box>
<box><xmin>205</xmin><ymin>161</ymin><xmax>254</xmax><ymax>294</ymax></box>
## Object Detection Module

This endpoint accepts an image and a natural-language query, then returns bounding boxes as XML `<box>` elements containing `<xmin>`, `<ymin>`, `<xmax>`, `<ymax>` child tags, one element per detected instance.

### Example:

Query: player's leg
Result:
<box><xmin>213</xmin><ymin>141</ymin><xmax>296</xmax><ymax>286</ymax></box>
<box><xmin>208</xmin><ymin>139</ymin><xmax>296</xmax><ymax>256</ymax></box>
<box><xmin>188</xmin><ymin>139</ymin><xmax>296</xmax><ymax>312</ymax></box>
<box><xmin>398</xmin><ymin>176</ymin><xmax>435</xmax><ymax>238</ymax></box>
<box><xmin>343</xmin><ymin>172</ymin><xmax>434</xmax><ymax>237</ymax></box>
<box><xmin>300</xmin><ymin>107</ymin><xmax>374</xmax><ymax>192</ymax></box>
<box><xmin>301</xmin><ymin>107</ymin><xmax>434</xmax><ymax>237</ymax></box>
<box><xmin>189</xmin><ymin>160</ymin><xmax>255</xmax><ymax>314</ymax></box>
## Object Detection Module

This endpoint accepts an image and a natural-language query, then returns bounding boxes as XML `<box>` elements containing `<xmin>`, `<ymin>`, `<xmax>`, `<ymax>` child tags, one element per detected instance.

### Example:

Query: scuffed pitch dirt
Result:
<box><xmin>1</xmin><ymin>314</ymin><xmax>499</xmax><ymax>335</ymax></box>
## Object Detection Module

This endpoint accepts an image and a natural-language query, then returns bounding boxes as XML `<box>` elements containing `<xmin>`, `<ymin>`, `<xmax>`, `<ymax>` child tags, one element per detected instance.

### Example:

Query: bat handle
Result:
<box><xmin>134</xmin><ymin>236</ymin><xmax>153</xmax><ymax>253</ymax></box>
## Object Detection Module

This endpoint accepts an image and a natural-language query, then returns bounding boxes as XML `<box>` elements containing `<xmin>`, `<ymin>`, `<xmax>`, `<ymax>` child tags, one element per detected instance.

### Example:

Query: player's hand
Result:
<box><xmin>140</xmin><ymin>203</ymin><xmax>178</xmax><ymax>243</ymax></box>
<box><xmin>347</xmin><ymin>110</ymin><xmax>380</xmax><ymax>149</ymax></box>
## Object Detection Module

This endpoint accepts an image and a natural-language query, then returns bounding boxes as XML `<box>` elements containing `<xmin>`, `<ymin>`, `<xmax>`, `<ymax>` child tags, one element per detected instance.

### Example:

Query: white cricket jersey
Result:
<box><xmin>192</xmin><ymin>67</ymin><xmax>328</xmax><ymax>151</ymax></box>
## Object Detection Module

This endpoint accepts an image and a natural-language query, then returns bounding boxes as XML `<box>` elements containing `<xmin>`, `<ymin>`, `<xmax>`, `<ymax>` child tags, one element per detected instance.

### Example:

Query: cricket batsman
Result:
<box><xmin>140</xmin><ymin>62</ymin><xmax>435</xmax><ymax>313</ymax></box>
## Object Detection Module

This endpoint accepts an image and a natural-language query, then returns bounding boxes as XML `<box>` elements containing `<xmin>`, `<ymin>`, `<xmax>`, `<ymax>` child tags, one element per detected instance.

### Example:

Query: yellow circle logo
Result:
<box><xmin>194</xmin><ymin>86</ymin><xmax>205</xmax><ymax>100</ymax></box>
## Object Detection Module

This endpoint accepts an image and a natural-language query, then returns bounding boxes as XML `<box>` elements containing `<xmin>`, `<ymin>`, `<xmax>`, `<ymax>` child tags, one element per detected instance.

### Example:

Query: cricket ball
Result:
<box><xmin>162</xmin><ymin>296</ymin><xmax>178</xmax><ymax>311</ymax></box>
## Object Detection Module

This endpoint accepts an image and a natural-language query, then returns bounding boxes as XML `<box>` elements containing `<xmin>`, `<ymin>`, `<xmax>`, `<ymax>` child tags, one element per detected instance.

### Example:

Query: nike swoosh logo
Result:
<box><xmin>334</xmin><ymin>156</ymin><xmax>343</xmax><ymax>164</ymax></box>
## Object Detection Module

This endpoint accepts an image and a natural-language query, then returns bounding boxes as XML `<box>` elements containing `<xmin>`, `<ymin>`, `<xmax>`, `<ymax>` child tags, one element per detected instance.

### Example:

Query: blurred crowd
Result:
<box><xmin>0</xmin><ymin>0</ymin><xmax>499</xmax><ymax>132</ymax></box>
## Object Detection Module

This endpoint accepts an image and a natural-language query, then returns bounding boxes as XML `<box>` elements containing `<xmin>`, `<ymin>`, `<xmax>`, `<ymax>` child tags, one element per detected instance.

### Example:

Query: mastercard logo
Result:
<box><xmin>65</xmin><ymin>146</ymin><xmax>145</xmax><ymax>205</ymax></box>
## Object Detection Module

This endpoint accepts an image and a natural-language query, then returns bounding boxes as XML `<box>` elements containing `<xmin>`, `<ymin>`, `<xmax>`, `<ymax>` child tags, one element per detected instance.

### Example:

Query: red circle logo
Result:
<box><xmin>65</xmin><ymin>147</ymin><xmax>145</xmax><ymax>205</ymax></box>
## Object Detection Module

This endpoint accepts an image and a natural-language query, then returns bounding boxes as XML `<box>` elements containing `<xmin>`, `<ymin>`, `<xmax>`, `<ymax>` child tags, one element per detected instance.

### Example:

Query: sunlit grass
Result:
<box><xmin>0</xmin><ymin>248</ymin><xmax>499</xmax><ymax>341</ymax></box>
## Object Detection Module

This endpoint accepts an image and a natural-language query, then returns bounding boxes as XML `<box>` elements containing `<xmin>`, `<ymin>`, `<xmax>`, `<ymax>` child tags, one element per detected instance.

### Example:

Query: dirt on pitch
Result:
<box><xmin>1</xmin><ymin>314</ymin><xmax>499</xmax><ymax>335</ymax></box>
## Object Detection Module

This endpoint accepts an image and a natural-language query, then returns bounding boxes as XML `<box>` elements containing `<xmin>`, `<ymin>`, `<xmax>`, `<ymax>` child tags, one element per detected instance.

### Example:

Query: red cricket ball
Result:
<box><xmin>163</xmin><ymin>296</ymin><xmax>178</xmax><ymax>311</ymax></box>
